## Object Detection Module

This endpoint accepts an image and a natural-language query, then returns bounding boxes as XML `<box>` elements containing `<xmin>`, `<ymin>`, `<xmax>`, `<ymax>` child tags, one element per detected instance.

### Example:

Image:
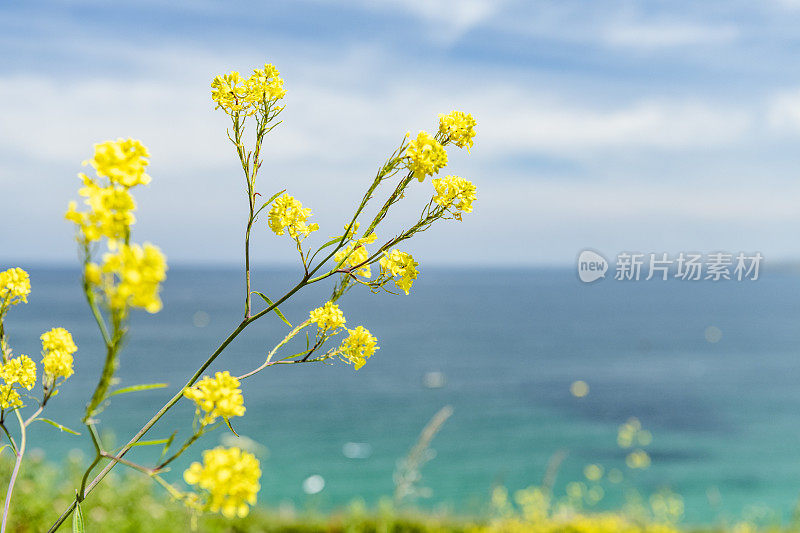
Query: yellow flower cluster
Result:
<box><xmin>183</xmin><ymin>446</ymin><xmax>261</xmax><ymax>518</ymax></box>
<box><xmin>66</xmin><ymin>175</ymin><xmax>136</xmax><ymax>243</ymax></box>
<box><xmin>184</xmin><ymin>371</ymin><xmax>246</xmax><ymax>425</ymax></box>
<box><xmin>0</xmin><ymin>267</ymin><xmax>31</xmax><ymax>307</ymax></box>
<box><xmin>66</xmin><ymin>139</ymin><xmax>150</xmax><ymax>245</ymax></box>
<box><xmin>338</xmin><ymin>326</ymin><xmax>378</xmax><ymax>370</ymax></box>
<box><xmin>0</xmin><ymin>355</ymin><xmax>36</xmax><ymax>390</ymax></box>
<box><xmin>309</xmin><ymin>301</ymin><xmax>346</xmax><ymax>331</ymax></box>
<box><xmin>40</xmin><ymin>327</ymin><xmax>77</xmax><ymax>380</ymax></box>
<box><xmin>84</xmin><ymin>138</ymin><xmax>151</xmax><ymax>187</ymax></box>
<box><xmin>438</xmin><ymin>110</ymin><xmax>477</xmax><ymax>151</ymax></box>
<box><xmin>406</xmin><ymin>131</ymin><xmax>448</xmax><ymax>182</ymax></box>
<box><xmin>334</xmin><ymin>233</ymin><xmax>377</xmax><ymax>277</ymax></box>
<box><xmin>486</xmin><ymin>485</ymin><xmax>681</xmax><ymax>533</ymax></box>
<box><xmin>90</xmin><ymin>243</ymin><xmax>168</xmax><ymax>314</ymax></box>
<box><xmin>0</xmin><ymin>385</ymin><xmax>21</xmax><ymax>410</ymax></box>
<box><xmin>244</xmin><ymin>63</ymin><xmax>287</xmax><ymax>104</ymax></box>
<box><xmin>432</xmin><ymin>175</ymin><xmax>477</xmax><ymax>215</ymax></box>
<box><xmin>617</xmin><ymin>417</ymin><xmax>652</xmax><ymax>470</ymax></box>
<box><xmin>267</xmin><ymin>193</ymin><xmax>319</xmax><ymax>239</ymax></box>
<box><xmin>379</xmin><ymin>249</ymin><xmax>419</xmax><ymax>295</ymax></box>
<box><xmin>211</xmin><ymin>63</ymin><xmax>286</xmax><ymax>114</ymax></box>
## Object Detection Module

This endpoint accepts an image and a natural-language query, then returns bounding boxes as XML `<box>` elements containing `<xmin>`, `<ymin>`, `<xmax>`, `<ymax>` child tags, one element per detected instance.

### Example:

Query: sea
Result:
<box><xmin>5</xmin><ymin>266</ymin><xmax>800</xmax><ymax>526</ymax></box>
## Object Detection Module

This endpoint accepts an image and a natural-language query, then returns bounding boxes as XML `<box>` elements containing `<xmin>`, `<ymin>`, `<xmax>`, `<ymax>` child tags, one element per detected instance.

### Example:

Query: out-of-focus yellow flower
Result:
<box><xmin>40</xmin><ymin>327</ymin><xmax>78</xmax><ymax>380</ymax></box>
<box><xmin>570</xmin><ymin>380</ymin><xmax>589</xmax><ymax>398</ymax></box>
<box><xmin>84</xmin><ymin>138</ymin><xmax>151</xmax><ymax>188</ymax></box>
<box><xmin>432</xmin><ymin>175</ymin><xmax>476</xmax><ymax>216</ymax></box>
<box><xmin>100</xmin><ymin>243</ymin><xmax>167</xmax><ymax>314</ymax></box>
<box><xmin>184</xmin><ymin>371</ymin><xmax>245</xmax><ymax>425</ymax></box>
<box><xmin>0</xmin><ymin>384</ymin><xmax>21</xmax><ymax>409</ymax></box>
<box><xmin>67</xmin><ymin>175</ymin><xmax>137</xmax><ymax>244</ymax></box>
<box><xmin>405</xmin><ymin>131</ymin><xmax>447</xmax><ymax>182</ymax></box>
<box><xmin>626</xmin><ymin>449</ymin><xmax>651</xmax><ymax>469</ymax></box>
<box><xmin>183</xmin><ymin>446</ymin><xmax>261</xmax><ymax>518</ymax></box>
<box><xmin>584</xmin><ymin>464</ymin><xmax>604</xmax><ymax>481</ymax></box>
<box><xmin>438</xmin><ymin>111</ymin><xmax>476</xmax><ymax>151</ymax></box>
<box><xmin>334</xmin><ymin>233</ymin><xmax>377</xmax><ymax>278</ymax></box>
<box><xmin>85</xmin><ymin>263</ymin><xmax>102</xmax><ymax>286</ymax></box>
<box><xmin>309</xmin><ymin>301</ymin><xmax>346</xmax><ymax>331</ymax></box>
<box><xmin>267</xmin><ymin>193</ymin><xmax>319</xmax><ymax>239</ymax></box>
<box><xmin>0</xmin><ymin>267</ymin><xmax>31</xmax><ymax>307</ymax></box>
<box><xmin>0</xmin><ymin>355</ymin><xmax>36</xmax><ymax>390</ymax></box>
<box><xmin>338</xmin><ymin>326</ymin><xmax>378</xmax><ymax>370</ymax></box>
<box><xmin>379</xmin><ymin>249</ymin><xmax>419</xmax><ymax>295</ymax></box>
<box><xmin>618</xmin><ymin>417</ymin><xmax>649</xmax><ymax>448</ymax></box>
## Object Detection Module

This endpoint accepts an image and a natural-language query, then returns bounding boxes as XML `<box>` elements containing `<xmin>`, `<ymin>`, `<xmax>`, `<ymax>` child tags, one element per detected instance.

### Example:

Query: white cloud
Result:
<box><xmin>331</xmin><ymin>0</ymin><xmax>504</xmax><ymax>40</ymax></box>
<box><xmin>767</xmin><ymin>88</ymin><xmax>800</xmax><ymax>132</ymax></box>
<box><xmin>603</xmin><ymin>21</ymin><xmax>739</xmax><ymax>48</ymax></box>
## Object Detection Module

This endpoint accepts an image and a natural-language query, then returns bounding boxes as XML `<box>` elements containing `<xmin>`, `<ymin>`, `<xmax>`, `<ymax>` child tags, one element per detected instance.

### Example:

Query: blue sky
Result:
<box><xmin>3</xmin><ymin>0</ymin><xmax>800</xmax><ymax>266</ymax></box>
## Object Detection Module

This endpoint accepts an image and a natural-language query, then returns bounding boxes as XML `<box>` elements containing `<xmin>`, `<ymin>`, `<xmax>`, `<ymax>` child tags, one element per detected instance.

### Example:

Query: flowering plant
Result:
<box><xmin>0</xmin><ymin>61</ymin><xmax>477</xmax><ymax>532</ymax></box>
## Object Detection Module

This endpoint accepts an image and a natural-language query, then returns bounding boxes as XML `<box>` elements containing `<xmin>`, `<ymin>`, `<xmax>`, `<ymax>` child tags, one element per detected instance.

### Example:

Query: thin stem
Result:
<box><xmin>236</xmin><ymin>319</ymin><xmax>311</xmax><ymax>380</ymax></box>
<box><xmin>1</xmin><ymin>409</ymin><xmax>26</xmax><ymax>533</ymax></box>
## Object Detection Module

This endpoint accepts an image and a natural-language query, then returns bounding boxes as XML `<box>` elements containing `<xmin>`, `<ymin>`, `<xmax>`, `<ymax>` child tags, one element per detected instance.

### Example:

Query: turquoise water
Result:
<box><xmin>5</xmin><ymin>266</ymin><xmax>800</xmax><ymax>525</ymax></box>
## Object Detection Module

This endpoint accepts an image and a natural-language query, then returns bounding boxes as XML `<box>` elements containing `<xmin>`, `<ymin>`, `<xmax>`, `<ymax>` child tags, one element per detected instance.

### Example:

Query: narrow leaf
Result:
<box><xmin>35</xmin><ymin>418</ymin><xmax>81</xmax><ymax>435</ymax></box>
<box><xmin>130</xmin><ymin>438</ymin><xmax>173</xmax><ymax>448</ymax></box>
<box><xmin>108</xmin><ymin>383</ymin><xmax>168</xmax><ymax>398</ymax></box>
<box><xmin>160</xmin><ymin>431</ymin><xmax>178</xmax><ymax>462</ymax></box>
<box><xmin>73</xmin><ymin>500</ymin><xmax>85</xmax><ymax>533</ymax></box>
<box><xmin>252</xmin><ymin>291</ymin><xmax>292</xmax><ymax>327</ymax></box>
<box><xmin>0</xmin><ymin>445</ymin><xmax>10</xmax><ymax>456</ymax></box>
<box><xmin>316</xmin><ymin>235</ymin><xmax>345</xmax><ymax>254</ymax></box>
<box><xmin>255</xmin><ymin>189</ymin><xmax>286</xmax><ymax>215</ymax></box>
<box><xmin>225</xmin><ymin>418</ymin><xmax>240</xmax><ymax>437</ymax></box>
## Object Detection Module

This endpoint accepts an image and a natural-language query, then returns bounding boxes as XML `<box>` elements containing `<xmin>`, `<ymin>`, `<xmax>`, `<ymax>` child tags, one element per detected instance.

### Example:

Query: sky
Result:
<box><xmin>3</xmin><ymin>0</ymin><xmax>800</xmax><ymax>266</ymax></box>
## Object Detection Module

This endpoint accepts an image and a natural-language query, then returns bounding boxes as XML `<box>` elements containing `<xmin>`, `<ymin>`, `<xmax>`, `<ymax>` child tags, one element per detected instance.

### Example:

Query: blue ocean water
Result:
<box><xmin>4</xmin><ymin>266</ymin><xmax>800</xmax><ymax>525</ymax></box>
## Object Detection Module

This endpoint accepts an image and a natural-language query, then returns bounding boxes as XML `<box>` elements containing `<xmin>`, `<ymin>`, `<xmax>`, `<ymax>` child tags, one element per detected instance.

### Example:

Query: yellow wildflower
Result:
<box><xmin>334</xmin><ymin>233</ymin><xmax>377</xmax><ymax>278</ymax></box>
<box><xmin>0</xmin><ymin>267</ymin><xmax>31</xmax><ymax>306</ymax></box>
<box><xmin>584</xmin><ymin>464</ymin><xmax>604</xmax><ymax>481</ymax></box>
<box><xmin>309</xmin><ymin>301</ymin><xmax>346</xmax><ymax>331</ymax></box>
<box><xmin>100</xmin><ymin>243</ymin><xmax>167</xmax><ymax>314</ymax></box>
<box><xmin>67</xmin><ymin>175</ymin><xmax>137</xmax><ymax>243</ymax></box>
<box><xmin>438</xmin><ymin>110</ymin><xmax>477</xmax><ymax>151</ymax></box>
<box><xmin>184</xmin><ymin>446</ymin><xmax>261</xmax><ymax>518</ymax></box>
<box><xmin>405</xmin><ymin>131</ymin><xmax>447</xmax><ymax>182</ymax></box>
<box><xmin>338</xmin><ymin>326</ymin><xmax>378</xmax><ymax>370</ymax></box>
<box><xmin>211</xmin><ymin>71</ymin><xmax>247</xmax><ymax>112</ymax></box>
<box><xmin>184</xmin><ymin>371</ymin><xmax>246</xmax><ymax>425</ymax></box>
<box><xmin>267</xmin><ymin>193</ymin><xmax>319</xmax><ymax>239</ymax></box>
<box><xmin>0</xmin><ymin>384</ymin><xmax>21</xmax><ymax>410</ymax></box>
<box><xmin>84</xmin><ymin>138</ymin><xmax>151</xmax><ymax>188</ymax></box>
<box><xmin>1</xmin><ymin>355</ymin><xmax>36</xmax><ymax>390</ymax></box>
<box><xmin>379</xmin><ymin>249</ymin><xmax>419</xmax><ymax>295</ymax></box>
<box><xmin>626</xmin><ymin>449</ymin><xmax>651</xmax><ymax>469</ymax></box>
<box><xmin>431</xmin><ymin>175</ymin><xmax>476</xmax><ymax>216</ymax></box>
<box><xmin>40</xmin><ymin>327</ymin><xmax>77</xmax><ymax>380</ymax></box>
<box><xmin>245</xmin><ymin>63</ymin><xmax>286</xmax><ymax>103</ymax></box>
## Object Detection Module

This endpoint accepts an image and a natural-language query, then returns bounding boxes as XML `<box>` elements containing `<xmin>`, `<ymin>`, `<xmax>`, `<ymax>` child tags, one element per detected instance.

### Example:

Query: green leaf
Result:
<box><xmin>73</xmin><ymin>500</ymin><xmax>85</xmax><ymax>533</ymax></box>
<box><xmin>224</xmin><ymin>418</ymin><xmax>240</xmax><ymax>438</ymax></box>
<box><xmin>35</xmin><ymin>418</ymin><xmax>81</xmax><ymax>435</ymax></box>
<box><xmin>108</xmin><ymin>383</ymin><xmax>168</xmax><ymax>398</ymax></box>
<box><xmin>254</xmin><ymin>189</ymin><xmax>287</xmax><ymax>218</ymax></box>
<box><xmin>0</xmin><ymin>444</ymin><xmax>10</xmax><ymax>456</ymax></box>
<box><xmin>159</xmin><ymin>431</ymin><xmax>178</xmax><ymax>462</ymax></box>
<box><xmin>252</xmin><ymin>291</ymin><xmax>292</xmax><ymax>327</ymax></box>
<box><xmin>130</xmin><ymin>438</ymin><xmax>173</xmax><ymax>448</ymax></box>
<box><xmin>316</xmin><ymin>235</ymin><xmax>345</xmax><ymax>253</ymax></box>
